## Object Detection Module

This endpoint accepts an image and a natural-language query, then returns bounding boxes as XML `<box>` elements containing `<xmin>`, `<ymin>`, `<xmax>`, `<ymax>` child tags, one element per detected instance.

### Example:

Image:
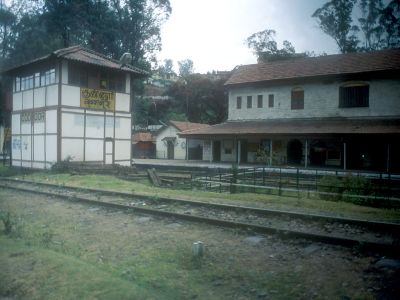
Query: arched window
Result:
<box><xmin>291</xmin><ymin>87</ymin><xmax>304</xmax><ymax>110</ymax></box>
<box><xmin>339</xmin><ymin>82</ymin><xmax>369</xmax><ymax>108</ymax></box>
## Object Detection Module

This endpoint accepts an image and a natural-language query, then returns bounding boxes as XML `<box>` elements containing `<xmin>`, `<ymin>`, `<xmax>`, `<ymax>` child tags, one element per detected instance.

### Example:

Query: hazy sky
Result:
<box><xmin>158</xmin><ymin>0</ymin><xmax>339</xmax><ymax>73</ymax></box>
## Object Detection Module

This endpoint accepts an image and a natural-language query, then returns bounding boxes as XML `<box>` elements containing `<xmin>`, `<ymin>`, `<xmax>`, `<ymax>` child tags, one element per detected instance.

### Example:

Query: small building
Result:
<box><xmin>156</xmin><ymin>120</ymin><xmax>209</xmax><ymax>160</ymax></box>
<box><xmin>132</xmin><ymin>132</ymin><xmax>156</xmax><ymax>158</ymax></box>
<box><xmin>181</xmin><ymin>49</ymin><xmax>400</xmax><ymax>172</ymax></box>
<box><xmin>6</xmin><ymin>46</ymin><xmax>147</xmax><ymax>168</ymax></box>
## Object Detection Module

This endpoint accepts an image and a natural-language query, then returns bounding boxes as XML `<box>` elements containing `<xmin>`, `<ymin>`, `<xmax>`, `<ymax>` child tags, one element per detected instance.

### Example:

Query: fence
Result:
<box><xmin>190</xmin><ymin>167</ymin><xmax>400</xmax><ymax>206</ymax></box>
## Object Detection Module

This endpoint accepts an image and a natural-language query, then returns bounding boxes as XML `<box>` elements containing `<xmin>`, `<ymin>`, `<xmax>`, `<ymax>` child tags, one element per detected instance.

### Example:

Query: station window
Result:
<box><xmin>339</xmin><ymin>84</ymin><xmax>369</xmax><ymax>108</ymax></box>
<box><xmin>15</xmin><ymin>67</ymin><xmax>56</xmax><ymax>92</ymax></box>
<box><xmin>236</xmin><ymin>96</ymin><xmax>242</xmax><ymax>109</ymax></box>
<box><xmin>257</xmin><ymin>95</ymin><xmax>263</xmax><ymax>108</ymax></box>
<box><xmin>247</xmin><ymin>96</ymin><xmax>252</xmax><ymax>108</ymax></box>
<box><xmin>268</xmin><ymin>94</ymin><xmax>274</xmax><ymax>107</ymax></box>
<box><xmin>291</xmin><ymin>88</ymin><xmax>304</xmax><ymax>110</ymax></box>
<box><xmin>68</xmin><ymin>63</ymin><xmax>125</xmax><ymax>93</ymax></box>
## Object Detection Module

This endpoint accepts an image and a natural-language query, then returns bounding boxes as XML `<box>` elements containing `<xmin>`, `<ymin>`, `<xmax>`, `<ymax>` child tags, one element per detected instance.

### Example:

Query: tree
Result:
<box><xmin>246</xmin><ymin>29</ymin><xmax>300</xmax><ymax>63</ymax></box>
<box><xmin>165</xmin><ymin>73</ymin><xmax>228</xmax><ymax>124</ymax></box>
<box><xmin>379</xmin><ymin>0</ymin><xmax>400</xmax><ymax>48</ymax></box>
<box><xmin>0</xmin><ymin>0</ymin><xmax>171</xmax><ymax>70</ymax></box>
<box><xmin>0</xmin><ymin>7</ymin><xmax>16</xmax><ymax>61</ymax></box>
<box><xmin>358</xmin><ymin>0</ymin><xmax>385</xmax><ymax>50</ymax></box>
<box><xmin>312</xmin><ymin>0</ymin><xmax>359</xmax><ymax>53</ymax></box>
<box><xmin>178</xmin><ymin>59</ymin><xmax>194</xmax><ymax>77</ymax></box>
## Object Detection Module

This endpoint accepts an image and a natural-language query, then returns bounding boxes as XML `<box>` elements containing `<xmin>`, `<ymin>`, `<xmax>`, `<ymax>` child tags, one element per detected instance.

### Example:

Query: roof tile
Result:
<box><xmin>225</xmin><ymin>49</ymin><xmax>400</xmax><ymax>86</ymax></box>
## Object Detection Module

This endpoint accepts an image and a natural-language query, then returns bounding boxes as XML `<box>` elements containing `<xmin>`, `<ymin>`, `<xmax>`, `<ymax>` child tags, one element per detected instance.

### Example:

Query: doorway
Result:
<box><xmin>240</xmin><ymin>140</ymin><xmax>248</xmax><ymax>163</ymax></box>
<box><xmin>105</xmin><ymin>139</ymin><xmax>114</xmax><ymax>164</ymax></box>
<box><xmin>213</xmin><ymin>141</ymin><xmax>221</xmax><ymax>162</ymax></box>
<box><xmin>167</xmin><ymin>141</ymin><xmax>174</xmax><ymax>159</ymax></box>
<box><xmin>287</xmin><ymin>139</ymin><xmax>302</xmax><ymax>165</ymax></box>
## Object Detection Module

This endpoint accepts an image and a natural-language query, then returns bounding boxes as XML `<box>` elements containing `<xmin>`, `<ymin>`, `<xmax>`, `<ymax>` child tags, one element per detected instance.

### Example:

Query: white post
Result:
<box><xmin>210</xmin><ymin>140</ymin><xmax>213</xmax><ymax>163</ymax></box>
<box><xmin>269</xmin><ymin>139</ymin><xmax>273</xmax><ymax>166</ymax></box>
<box><xmin>305</xmin><ymin>139</ymin><xmax>308</xmax><ymax>168</ymax></box>
<box><xmin>185</xmin><ymin>138</ymin><xmax>188</xmax><ymax>160</ymax></box>
<box><xmin>237</xmin><ymin>140</ymin><xmax>241</xmax><ymax>165</ymax></box>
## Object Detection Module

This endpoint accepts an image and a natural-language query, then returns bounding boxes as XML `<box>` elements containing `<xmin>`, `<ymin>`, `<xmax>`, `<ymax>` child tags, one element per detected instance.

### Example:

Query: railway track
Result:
<box><xmin>1</xmin><ymin>177</ymin><xmax>399</xmax><ymax>256</ymax></box>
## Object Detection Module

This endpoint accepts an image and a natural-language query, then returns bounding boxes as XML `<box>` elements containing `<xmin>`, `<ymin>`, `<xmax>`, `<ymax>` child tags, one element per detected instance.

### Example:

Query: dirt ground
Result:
<box><xmin>0</xmin><ymin>188</ymin><xmax>399</xmax><ymax>299</ymax></box>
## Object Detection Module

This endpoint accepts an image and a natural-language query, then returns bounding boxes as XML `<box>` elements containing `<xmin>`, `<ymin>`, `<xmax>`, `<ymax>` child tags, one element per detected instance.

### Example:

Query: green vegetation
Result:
<box><xmin>0</xmin><ymin>237</ymin><xmax>158</xmax><ymax>299</ymax></box>
<box><xmin>0</xmin><ymin>165</ymin><xmax>397</xmax><ymax>222</ymax></box>
<box><xmin>0</xmin><ymin>189</ymin><xmax>378</xmax><ymax>299</ymax></box>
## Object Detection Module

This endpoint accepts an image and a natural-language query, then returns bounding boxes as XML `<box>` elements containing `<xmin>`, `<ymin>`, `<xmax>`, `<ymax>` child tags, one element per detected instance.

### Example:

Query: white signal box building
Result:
<box><xmin>7</xmin><ymin>46</ymin><xmax>147</xmax><ymax>168</ymax></box>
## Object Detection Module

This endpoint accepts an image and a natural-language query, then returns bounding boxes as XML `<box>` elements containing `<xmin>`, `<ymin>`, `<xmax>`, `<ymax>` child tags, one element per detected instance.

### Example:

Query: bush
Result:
<box><xmin>318</xmin><ymin>175</ymin><xmax>371</xmax><ymax>204</ymax></box>
<box><xmin>318</xmin><ymin>175</ymin><xmax>344</xmax><ymax>201</ymax></box>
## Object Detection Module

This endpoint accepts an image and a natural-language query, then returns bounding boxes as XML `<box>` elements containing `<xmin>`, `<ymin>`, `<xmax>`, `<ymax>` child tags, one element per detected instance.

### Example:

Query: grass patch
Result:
<box><xmin>0</xmin><ymin>189</ymin><xmax>382</xmax><ymax>299</ymax></box>
<box><xmin>0</xmin><ymin>165</ymin><xmax>398</xmax><ymax>222</ymax></box>
<box><xmin>0</xmin><ymin>236</ymin><xmax>160</xmax><ymax>300</ymax></box>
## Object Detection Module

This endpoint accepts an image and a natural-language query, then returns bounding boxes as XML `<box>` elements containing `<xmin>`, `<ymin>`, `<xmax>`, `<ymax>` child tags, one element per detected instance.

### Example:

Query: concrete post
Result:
<box><xmin>305</xmin><ymin>139</ymin><xmax>308</xmax><ymax>168</ymax></box>
<box><xmin>343</xmin><ymin>142</ymin><xmax>347</xmax><ymax>170</ymax></box>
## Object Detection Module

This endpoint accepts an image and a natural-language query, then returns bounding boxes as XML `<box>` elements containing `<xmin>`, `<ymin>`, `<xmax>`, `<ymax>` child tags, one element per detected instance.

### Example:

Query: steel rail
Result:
<box><xmin>0</xmin><ymin>181</ymin><xmax>399</xmax><ymax>256</ymax></box>
<box><xmin>1</xmin><ymin>177</ymin><xmax>399</xmax><ymax>233</ymax></box>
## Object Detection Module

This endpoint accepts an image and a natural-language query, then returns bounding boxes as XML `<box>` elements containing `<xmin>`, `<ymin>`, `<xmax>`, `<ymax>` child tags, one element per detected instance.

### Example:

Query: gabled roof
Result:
<box><xmin>4</xmin><ymin>45</ymin><xmax>149</xmax><ymax>76</ymax></box>
<box><xmin>179</xmin><ymin>118</ymin><xmax>400</xmax><ymax>137</ymax></box>
<box><xmin>225</xmin><ymin>49</ymin><xmax>400</xmax><ymax>86</ymax></box>
<box><xmin>169</xmin><ymin>120</ymin><xmax>210</xmax><ymax>132</ymax></box>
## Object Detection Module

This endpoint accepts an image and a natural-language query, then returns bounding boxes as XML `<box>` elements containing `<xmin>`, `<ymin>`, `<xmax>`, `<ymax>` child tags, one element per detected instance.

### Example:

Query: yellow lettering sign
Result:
<box><xmin>80</xmin><ymin>88</ymin><xmax>115</xmax><ymax>111</ymax></box>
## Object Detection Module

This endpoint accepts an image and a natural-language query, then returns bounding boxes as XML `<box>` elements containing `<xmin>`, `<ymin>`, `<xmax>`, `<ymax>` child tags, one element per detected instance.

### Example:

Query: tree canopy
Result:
<box><xmin>0</xmin><ymin>0</ymin><xmax>171</xmax><ymax>70</ymax></box>
<box><xmin>313</xmin><ymin>0</ymin><xmax>400</xmax><ymax>53</ymax></box>
<box><xmin>245</xmin><ymin>29</ymin><xmax>302</xmax><ymax>63</ymax></box>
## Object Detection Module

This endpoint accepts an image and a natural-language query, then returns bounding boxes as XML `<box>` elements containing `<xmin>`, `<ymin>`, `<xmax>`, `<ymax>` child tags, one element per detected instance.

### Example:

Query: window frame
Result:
<box><xmin>236</xmin><ymin>96</ymin><xmax>242</xmax><ymax>109</ymax></box>
<box><xmin>247</xmin><ymin>95</ymin><xmax>252</xmax><ymax>108</ymax></box>
<box><xmin>268</xmin><ymin>94</ymin><xmax>274</xmax><ymax>108</ymax></box>
<box><xmin>339</xmin><ymin>84</ymin><xmax>369</xmax><ymax>108</ymax></box>
<box><xmin>257</xmin><ymin>95</ymin><xmax>263</xmax><ymax>108</ymax></box>
<box><xmin>291</xmin><ymin>88</ymin><xmax>304</xmax><ymax>110</ymax></box>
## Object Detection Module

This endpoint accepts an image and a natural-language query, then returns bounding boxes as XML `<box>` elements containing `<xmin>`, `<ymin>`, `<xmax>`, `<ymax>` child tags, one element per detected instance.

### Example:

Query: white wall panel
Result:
<box><xmin>114</xmin><ymin>117</ymin><xmax>131</xmax><ymax>139</ymax></box>
<box><xmin>62</xmin><ymin>138</ymin><xmax>83</xmax><ymax>161</ymax></box>
<box><xmin>116</xmin><ymin>93</ymin><xmax>130</xmax><ymax>112</ymax></box>
<box><xmin>21</xmin><ymin>161</ymin><xmax>31</xmax><ymax>168</ymax></box>
<box><xmin>12</xmin><ymin>160</ymin><xmax>21</xmax><ymax>167</ymax></box>
<box><xmin>12</xmin><ymin>114</ymin><xmax>20</xmax><ymax>134</ymax></box>
<box><xmin>34</xmin><ymin>135</ymin><xmax>45</xmax><ymax>161</ymax></box>
<box><xmin>13</xmin><ymin>93</ymin><xmax>22</xmax><ymax>111</ymax></box>
<box><xmin>21</xmin><ymin>122</ymin><xmax>31</xmax><ymax>135</ymax></box>
<box><xmin>11</xmin><ymin>136</ymin><xmax>21</xmax><ymax>159</ymax></box>
<box><xmin>21</xmin><ymin>135</ymin><xmax>32</xmax><ymax>161</ymax></box>
<box><xmin>62</xmin><ymin>113</ymin><xmax>84</xmax><ymax>137</ymax></box>
<box><xmin>117</xmin><ymin>161</ymin><xmax>130</xmax><ymax>166</ymax></box>
<box><xmin>62</xmin><ymin>61</ymin><xmax>68</xmax><ymax>84</ymax></box>
<box><xmin>46</xmin><ymin>110</ymin><xmax>58</xmax><ymax>134</ymax></box>
<box><xmin>34</xmin><ymin>87</ymin><xmax>46</xmax><ymax>108</ymax></box>
<box><xmin>23</xmin><ymin>90</ymin><xmax>34</xmax><ymax>109</ymax></box>
<box><xmin>61</xmin><ymin>85</ymin><xmax>80</xmax><ymax>107</ymax></box>
<box><xmin>86</xmin><ymin>115</ymin><xmax>104</xmax><ymax>138</ymax></box>
<box><xmin>34</xmin><ymin>119</ymin><xmax>45</xmax><ymax>134</ymax></box>
<box><xmin>105</xmin><ymin>116</ymin><xmax>114</xmax><ymax>138</ymax></box>
<box><xmin>114</xmin><ymin>140</ymin><xmax>130</xmax><ymax>160</ymax></box>
<box><xmin>125</xmin><ymin>73</ymin><xmax>130</xmax><ymax>94</ymax></box>
<box><xmin>46</xmin><ymin>85</ymin><xmax>59</xmax><ymax>106</ymax></box>
<box><xmin>32</xmin><ymin>162</ymin><xmax>45</xmax><ymax>169</ymax></box>
<box><xmin>46</xmin><ymin>135</ymin><xmax>57</xmax><ymax>163</ymax></box>
<box><xmin>85</xmin><ymin>139</ymin><xmax>103</xmax><ymax>161</ymax></box>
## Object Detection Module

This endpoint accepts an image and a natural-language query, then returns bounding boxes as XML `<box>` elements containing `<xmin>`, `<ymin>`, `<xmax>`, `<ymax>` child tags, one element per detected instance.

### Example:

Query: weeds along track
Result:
<box><xmin>0</xmin><ymin>177</ymin><xmax>399</xmax><ymax>255</ymax></box>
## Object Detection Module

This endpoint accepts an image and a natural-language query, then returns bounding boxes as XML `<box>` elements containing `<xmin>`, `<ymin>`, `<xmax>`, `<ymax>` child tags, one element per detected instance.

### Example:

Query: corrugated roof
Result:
<box><xmin>4</xmin><ymin>45</ymin><xmax>149</xmax><ymax>76</ymax></box>
<box><xmin>225</xmin><ymin>49</ymin><xmax>400</xmax><ymax>86</ymax></box>
<box><xmin>179</xmin><ymin>118</ymin><xmax>400</xmax><ymax>137</ymax></box>
<box><xmin>170</xmin><ymin>120</ymin><xmax>210</xmax><ymax>132</ymax></box>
